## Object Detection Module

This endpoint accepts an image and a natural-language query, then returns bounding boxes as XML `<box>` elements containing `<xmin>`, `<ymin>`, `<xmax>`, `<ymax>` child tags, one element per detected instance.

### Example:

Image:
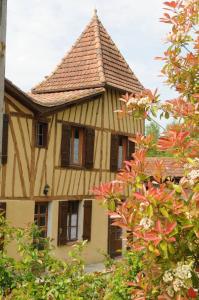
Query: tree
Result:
<box><xmin>146</xmin><ymin>121</ymin><xmax>160</xmax><ymax>141</ymax></box>
<box><xmin>93</xmin><ymin>0</ymin><xmax>199</xmax><ymax>299</ymax></box>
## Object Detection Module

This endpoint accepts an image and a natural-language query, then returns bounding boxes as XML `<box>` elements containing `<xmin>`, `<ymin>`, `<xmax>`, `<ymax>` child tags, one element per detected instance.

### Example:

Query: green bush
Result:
<box><xmin>0</xmin><ymin>218</ymin><xmax>142</xmax><ymax>300</ymax></box>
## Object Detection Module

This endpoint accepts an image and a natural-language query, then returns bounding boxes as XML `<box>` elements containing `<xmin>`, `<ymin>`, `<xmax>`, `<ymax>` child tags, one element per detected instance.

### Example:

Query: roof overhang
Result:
<box><xmin>5</xmin><ymin>79</ymin><xmax>105</xmax><ymax>117</ymax></box>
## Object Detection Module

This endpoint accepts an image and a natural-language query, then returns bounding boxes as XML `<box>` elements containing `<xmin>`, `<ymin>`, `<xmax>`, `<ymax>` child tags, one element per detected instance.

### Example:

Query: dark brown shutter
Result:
<box><xmin>84</xmin><ymin>128</ymin><xmax>95</xmax><ymax>169</ymax></box>
<box><xmin>2</xmin><ymin>114</ymin><xmax>9</xmax><ymax>164</ymax></box>
<box><xmin>82</xmin><ymin>200</ymin><xmax>92</xmax><ymax>241</ymax></box>
<box><xmin>43</xmin><ymin>122</ymin><xmax>48</xmax><ymax>148</ymax></box>
<box><xmin>61</xmin><ymin>124</ymin><xmax>71</xmax><ymax>167</ymax></box>
<box><xmin>128</xmin><ymin>139</ymin><xmax>135</xmax><ymax>160</ymax></box>
<box><xmin>57</xmin><ymin>201</ymin><xmax>68</xmax><ymax>246</ymax></box>
<box><xmin>0</xmin><ymin>202</ymin><xmax>6</xmax><ymax>251</ymax></box>
<box><xmin>110</xmin><ymin>134</ymin><xmax>119</xmax><ymax>172</ymax></box>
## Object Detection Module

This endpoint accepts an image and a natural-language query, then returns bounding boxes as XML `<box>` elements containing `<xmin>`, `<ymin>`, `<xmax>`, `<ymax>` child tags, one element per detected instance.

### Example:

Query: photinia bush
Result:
<box><xmin>92</xmin><ymin>0</ymin><xmax>199</xmax><ymax>299</ymax></box>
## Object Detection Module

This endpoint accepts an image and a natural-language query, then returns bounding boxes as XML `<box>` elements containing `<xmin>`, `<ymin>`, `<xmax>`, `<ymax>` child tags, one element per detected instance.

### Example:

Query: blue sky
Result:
<box><xmin>6</xmin><ymin>0</ymin><xmax>176</xmax><ymax>127</ymax></box>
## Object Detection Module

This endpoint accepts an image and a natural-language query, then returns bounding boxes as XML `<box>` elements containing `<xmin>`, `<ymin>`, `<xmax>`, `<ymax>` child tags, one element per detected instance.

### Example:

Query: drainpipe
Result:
<box><xmin>0</xmin><ymin>0</ymin><xmax>7</xmax><ymax>164</ymax></box>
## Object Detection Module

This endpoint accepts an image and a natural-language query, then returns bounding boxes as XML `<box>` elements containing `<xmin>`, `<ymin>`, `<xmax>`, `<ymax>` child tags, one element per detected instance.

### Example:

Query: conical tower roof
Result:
<box><xmin>32</xmin><ymin>11</ymin><xmax>143</xmax><ymax>94</ymax></box>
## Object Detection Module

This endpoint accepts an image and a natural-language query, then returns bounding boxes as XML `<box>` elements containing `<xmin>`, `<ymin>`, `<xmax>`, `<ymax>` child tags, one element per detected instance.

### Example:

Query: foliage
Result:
<box><xmin>0</xmin><ymin>218</ymin><xmax>142</xmax><ymax>300</ymax></box>
<box><xmin>92</xmin><ymin>0</ymin><xmax>199</xmax><ymax>299</ymax></box>
<box><xmin>145</xmin><ymin>122</ymin><xmax>172</xmax><ymax>157</ymax></box>
<box><xmin>146</xmin><ymin>122</ymin><xmax>160</xmax><ymax>141</ymax></box>
<box><xmin>104</xmin><ymin>251</ymin><xmax>143</xmax><ymax>300</ymax></box>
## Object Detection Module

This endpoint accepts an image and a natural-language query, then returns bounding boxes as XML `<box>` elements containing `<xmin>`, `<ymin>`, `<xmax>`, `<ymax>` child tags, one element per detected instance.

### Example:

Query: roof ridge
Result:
<box><xmin>93</xmin><ymin>14</ymin><xmax>106</xmax><ymax>84</ymax></box>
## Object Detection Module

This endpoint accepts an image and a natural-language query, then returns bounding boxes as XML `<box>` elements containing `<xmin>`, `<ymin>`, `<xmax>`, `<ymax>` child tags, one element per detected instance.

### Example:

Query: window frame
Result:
<box><xmin>117</xmin><ymin>135</ymin><xmax>128</xmax><ymax>170</ymax></box>
<box><xmin>70</xmin><ymin>126</ymin><xmax>84</xmax><ymax>166</ymax></box>
<box><xmin>34</xmin><ymin>202</ymin><xmax>48</xmax><ymax>238</ymax></box>
<box><xmin>35</xmin><ymin>121</ymin><xmax>48</xmax><ymax>148</ymax></box>
<box><xmin>67</xmin><ymin>201</ymin><xmax>79</xmax><ymax>242</ymax></box>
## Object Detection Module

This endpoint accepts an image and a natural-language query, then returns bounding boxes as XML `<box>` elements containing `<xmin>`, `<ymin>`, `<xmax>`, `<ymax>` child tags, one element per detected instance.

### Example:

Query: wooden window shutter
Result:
<box><xmin>128</xmin><ymin>139</ymin><xmax>135</xmax><ymax>160</ymax></box>
<box><xmin>2</xmin><ymin>114</ymin><xmax>9</xmax><ymax>164</ymax></box>
<box><xmin>43</xmin><ymin>122</ymin><xmax>48</xmax><ymax>148</ymax></box>
<box><xmin>82</xmin><ymin>200</ymin><xmax>92</xmax><ymax>241</ymax></box>
<box><xmin>84</xmin><ymin>128</ymin><xmax>95</xmax><ymax>169</ymax></box>
<box><xmin>110</xmin><ymin>134</ymin><xmax>119</xmax><ymax>172</ymax></box>
<box><xmin>61</xmin><ymin>124</ymin><xmax>71</xmax><ymax>167</ymax></box>
<box><xmin>57</xmin><ymin>201</ymin><xmax>68</xmax><ymax>246</ymax></box>
<box><xmin>0</xmin><ymin>202</ymin><xmax>6</xmax><ymax>251</ymax></box>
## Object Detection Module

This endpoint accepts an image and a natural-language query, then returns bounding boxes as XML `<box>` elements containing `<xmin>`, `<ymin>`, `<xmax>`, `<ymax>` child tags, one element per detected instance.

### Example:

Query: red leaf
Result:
<box><xmin>187</xmin><ymin>288</ymin><xmax>198</xmax><ymax>298</ymax></box>
<box><xmin>165</xmin><ymin>222</ymin><xmax>177</xmax><ymax>235</ymax></box>
<box><xmin>163</xmin><ymin>1</ymin><xmax>177</xmax><ymax>8</ymax></box>
<box><xmin>133</xmin><ymin>192</ymin><xmax>147</xmax><ymax>201</ymax></box>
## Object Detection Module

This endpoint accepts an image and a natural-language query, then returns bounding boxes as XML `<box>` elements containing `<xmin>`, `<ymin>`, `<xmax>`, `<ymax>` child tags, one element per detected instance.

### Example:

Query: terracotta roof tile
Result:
<box><xmin>28</xmin><ymin>87</ymin><xmax>105</xmax><ymax>107</ymax></box>
<box><xmin>32</xmin><ymin>12</ymin><xmax>143</xmax><ymax>94</ymax></box>
<box><xmin>145</xmin><ymin>157</ymin><xmax>184</xmax><ymax>178</ymax></box>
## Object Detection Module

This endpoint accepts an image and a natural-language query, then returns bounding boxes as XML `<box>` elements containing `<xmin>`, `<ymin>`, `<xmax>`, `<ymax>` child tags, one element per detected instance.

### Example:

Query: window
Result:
<box><xmin>61</xmin><ymin>124</ymin><xmax>95</xmax><ymax>169</ymax></box>
<box><xmin>34</xmin><ymin>202</ymin><xmax>48</xmax><ymax>238</ymax></box>
<box><xmin>67</xmin><ymin>201</ymin><xmax>79</xmax><ymax>241</ymax></box>
<box><xmin>58</xmin><ymin>201</ymin><xmax>79</xmax><ymax>245</ymax></box>
<box><xmin>110</xmin><ymin>134</ymin><xmax>135</xmax><ymax>172</ymax></box>
<box><xmin>35</xmin><ymin>122</ymin><xmax>48</xmax><ymax>148</ymax></box>
<box><xmin>118</xmin><ymin>136</ymin><xmax>127</xmax><ymax>169</ymax></box>
<box><xmin>70</xmin><ymin>127</ymin><xmax>84</xmax><ymax>166</ymax></box>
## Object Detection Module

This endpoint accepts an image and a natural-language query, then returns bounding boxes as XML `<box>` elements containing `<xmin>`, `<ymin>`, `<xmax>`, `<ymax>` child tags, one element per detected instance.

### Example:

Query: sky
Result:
<box><xmin>6</xmin><ymin>0</ymin><xmax>176</xmax><ymax>127</ymax></box>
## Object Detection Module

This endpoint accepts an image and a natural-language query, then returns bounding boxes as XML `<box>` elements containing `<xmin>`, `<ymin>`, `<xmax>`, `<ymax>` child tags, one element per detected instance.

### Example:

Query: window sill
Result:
<box><xmin>69</xmin><ymin>164</ymin><xmax>84</xmax><ymax>169</ymax></box>
<box><xmin>58</xmin><ymin>240</ymin><xmax>78</xmax><ymax>247</ymax></box>
<box><xmin>56</xmin><ymin>165</ymin><xmax>85</xmax><ymax>170</ymax></box>
<box><xmin>35</xmin><ymin>145</ymin><xmax>47</xmax><ymax>149</ymax></box>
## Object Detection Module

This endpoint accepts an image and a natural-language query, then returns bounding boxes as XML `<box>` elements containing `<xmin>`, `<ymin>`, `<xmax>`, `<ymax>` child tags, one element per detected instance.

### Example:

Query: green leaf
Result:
<box><xmin>151</xmin><ymin>106</ymin><xmax>158</xmax><ymax>117</ymax></box>
<box><xmin>168</xmin><ymin>244</ymin><xmax>175</xmax><ymax>254</ymax></box>
<box><xmin>173</xmin><ymin>184</ymin><xmax>182</xmax><ymax>193</ymax></box>
<box><xmin>147</xmin><ymin>205</ymin><xmax>153</xmax><ymax>218</ymax></box>
<box><xmin>160</xmin><ymin>207</ymin><xmax>169</xmax><ymax>218</ymax></box>
<box><xmin>109</xmin><ymin>199</ymin><xmax>115</xmax><ymax>211</ymax></box>
<box><xmin>160</xmin><ymin>241</ymin><xmax>168</xmax><ymax>258</ymax></box>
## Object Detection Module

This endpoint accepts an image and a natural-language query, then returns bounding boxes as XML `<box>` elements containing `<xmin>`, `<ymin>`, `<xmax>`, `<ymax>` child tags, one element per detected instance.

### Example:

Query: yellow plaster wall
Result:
<box><xmin>0</xmin><ymin>200</ymin><xmax>34</xmax><ymax>259</ymax></box>
<box><xmin>49</xmin><ymin>200</ymin><xmax>108</xmax><ymax>264</ymax></box>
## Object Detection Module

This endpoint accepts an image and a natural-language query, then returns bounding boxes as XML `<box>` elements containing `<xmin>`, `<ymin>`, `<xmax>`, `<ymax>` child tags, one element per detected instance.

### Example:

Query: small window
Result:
<box><xmin>118</xmin><ymin>136</ymin><xmax>127</xmax><ymax>169</ymax></box>
<box><xmin>110</xmin><ymin>135</ymin><xmax>134</xmax><ymax>172</ymax></box>
<box><xmin>67</xmin><ymin>201</ymin><xmax>79</xmax><ymax>241</ymax></box>
<box><xmin>35</xmin><ymin>122</ymin><xmax>48</xmax><ymax>148</ymax></box>
<box><xmin>34</xmin><ymin>202</ymin><xmax>48</xmax><ymax>238</ymax></box>
<box><xmin>70</xmin><ymin>127</ymin><xmax>84</xmax><ymax>166</ymax></box>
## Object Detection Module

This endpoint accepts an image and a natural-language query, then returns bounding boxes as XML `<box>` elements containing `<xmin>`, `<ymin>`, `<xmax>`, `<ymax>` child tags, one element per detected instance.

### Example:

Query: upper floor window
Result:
<box><xmin>35</xmin><ymin>122</ymin><xmax>48</xmax><ymax>148</ymax></box>
<box><xmin>70</xmin><ymin>127</ymin><xmax>84</xmax><ymax>166</ymax></box>
<box><xmin>118</xmin><ymin>136</ymin><xmax>128</xmax><ymax>169</ymax></box>
<box><xmin>110</xmin><ymin>134</ymin><xmax>135</xmax><ymax>172</ymax></box>
<box><xmin>61</xmin><ymin>124</ymin><xmax>95</xmax><ymax>169</ymax></box>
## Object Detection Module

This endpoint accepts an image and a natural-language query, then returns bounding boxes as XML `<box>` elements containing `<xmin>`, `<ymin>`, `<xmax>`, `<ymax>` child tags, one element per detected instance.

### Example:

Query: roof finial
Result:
<box><xmin>93</xmin><ymin>8</ymin><xmax>98</xmax><ymax>17</ymax></box>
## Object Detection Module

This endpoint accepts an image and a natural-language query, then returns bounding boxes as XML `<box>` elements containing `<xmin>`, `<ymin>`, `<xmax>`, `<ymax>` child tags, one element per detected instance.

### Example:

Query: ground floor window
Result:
<box><xmin>67</xmin><ymin>201</ymin><xmax>79</xmax><ymax>241</ymax></box>
<box><xmin>58</xmin><ymin>200</ymin><xmax>79</xmax><ymax>245</ymax></box>
<box><xmin>34</xmin><ymin>202</ymin><xmax>48</xmax><ymax>238</ymax></box>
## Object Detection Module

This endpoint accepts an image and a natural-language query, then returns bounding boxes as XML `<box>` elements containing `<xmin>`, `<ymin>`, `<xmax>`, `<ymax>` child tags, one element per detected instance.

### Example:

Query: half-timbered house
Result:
<box><xmin>0</xmin><ymin>11</ymin><xmax>144</xmax><ymax>263</ymax></box>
